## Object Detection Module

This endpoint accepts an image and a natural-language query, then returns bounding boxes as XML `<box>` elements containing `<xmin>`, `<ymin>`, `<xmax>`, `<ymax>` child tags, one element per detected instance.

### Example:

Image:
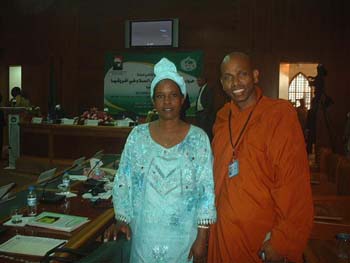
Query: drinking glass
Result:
<box><xmin>10</xmin><ymin>207</ymin><xmax>23</xmax><ymax>224</ymax></box>
<box><xmin>336</xmin><ymin>233</ymin><xmax>350</xmax><ymax>260</ymax></box>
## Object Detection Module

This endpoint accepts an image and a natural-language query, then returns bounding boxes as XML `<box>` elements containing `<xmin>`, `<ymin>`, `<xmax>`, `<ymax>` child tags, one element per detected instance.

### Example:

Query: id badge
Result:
<box><xmin>228</xmin><ymin>159</ymin><xmax>239</xmax><ymax>178</ymax></box>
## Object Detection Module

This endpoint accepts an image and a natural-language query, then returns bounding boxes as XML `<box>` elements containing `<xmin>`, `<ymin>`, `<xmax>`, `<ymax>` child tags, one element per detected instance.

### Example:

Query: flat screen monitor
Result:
<box><xmin>125</xmin><ymin>19</ymin><xmax>179</xmax><ymax>48</ymax></box>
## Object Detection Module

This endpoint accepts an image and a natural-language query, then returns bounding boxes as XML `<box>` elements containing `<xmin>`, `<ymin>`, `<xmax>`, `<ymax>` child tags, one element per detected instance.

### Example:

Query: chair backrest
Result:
<box><xmin>318</xmin><ymin>147</ymin><xmax>332</xmax><ymax>174</ymax></box>
<box><xmin>326</xmin><ymin>153</ymin><xmax>342</xmax><ymax>183</ymax></box>
<box><xmin>337</xmin><ymin>157</ymin><xmax>350</xmax><ymax>195</ymax></box>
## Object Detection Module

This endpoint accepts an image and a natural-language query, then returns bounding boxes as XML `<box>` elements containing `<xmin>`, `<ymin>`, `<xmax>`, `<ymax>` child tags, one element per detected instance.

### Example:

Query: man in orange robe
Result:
<box><xmin>208</xmin><ymin>52</ymin><xmax>313</xmax><ymax>263</ymax></box>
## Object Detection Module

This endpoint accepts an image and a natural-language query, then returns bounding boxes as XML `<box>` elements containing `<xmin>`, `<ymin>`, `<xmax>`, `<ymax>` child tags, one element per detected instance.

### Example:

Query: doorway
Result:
<box><xmin>9</xmin><ymin>65</ymin><xmax>22</xmax><ymax>101</ymax></box>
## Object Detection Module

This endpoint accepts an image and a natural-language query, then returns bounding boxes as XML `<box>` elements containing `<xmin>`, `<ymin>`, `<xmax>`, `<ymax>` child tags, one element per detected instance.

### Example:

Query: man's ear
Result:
<box><xmin>253</xmin><ymin>69</ymin><xmax>259</xmax><ymax>84</ymax></box>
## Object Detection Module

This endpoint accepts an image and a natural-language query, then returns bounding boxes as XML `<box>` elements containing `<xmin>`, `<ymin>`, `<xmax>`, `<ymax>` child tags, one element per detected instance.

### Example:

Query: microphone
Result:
<box><xmin>39</xmin><ymin>176</ymin><xmax>65</xmax><ymax>204</ymax></box>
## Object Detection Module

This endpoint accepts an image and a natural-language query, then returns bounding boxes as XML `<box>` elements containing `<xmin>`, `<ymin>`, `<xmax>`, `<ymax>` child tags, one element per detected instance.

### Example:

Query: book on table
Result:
<box><xmin>0</xmin><ymin>235</ymin><xmax>66</xmax><ymax>256</ymax></box>
<box><xmin>27</xmin><ymin>211</ymin><xmax>89</xmax><ymax>232</ymax></box>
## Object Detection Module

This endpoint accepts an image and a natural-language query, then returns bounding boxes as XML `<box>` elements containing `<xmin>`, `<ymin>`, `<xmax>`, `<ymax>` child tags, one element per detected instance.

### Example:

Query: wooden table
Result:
<box><xmin>0</xmin><ymin>157</ymin><xmax>118</xmax><ymax>262</ymax></box>
<box><xmin>20</xmin><ymin>123</ymin><xmax>132</xmax><ymax>162</ymax></box>
<box><xmin>305</xmin><ymin>195</ymin><xmax>350</xmax><ymax>262</ymax></box>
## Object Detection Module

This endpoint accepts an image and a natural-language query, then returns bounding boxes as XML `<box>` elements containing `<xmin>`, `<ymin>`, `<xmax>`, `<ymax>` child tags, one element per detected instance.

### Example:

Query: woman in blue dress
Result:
<box><xmin>112</xmin><ymin>58</ymin><xmax>216</xmax><ymax>263</ymax></box>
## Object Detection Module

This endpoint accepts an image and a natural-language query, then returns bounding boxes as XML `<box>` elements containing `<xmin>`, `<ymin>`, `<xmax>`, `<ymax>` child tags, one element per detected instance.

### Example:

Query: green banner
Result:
<box><xmin>104</xmin><ymin>51</ymin><xmax>203</xmax><ymax>116</ymax></box>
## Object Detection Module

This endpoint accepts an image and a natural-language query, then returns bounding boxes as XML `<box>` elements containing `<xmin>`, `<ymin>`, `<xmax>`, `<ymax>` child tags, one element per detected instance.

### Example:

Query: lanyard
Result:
<box><xmin>228</xmin><ymin>96</ymin><xmax>262</xmax><ymax>159</ymax></box>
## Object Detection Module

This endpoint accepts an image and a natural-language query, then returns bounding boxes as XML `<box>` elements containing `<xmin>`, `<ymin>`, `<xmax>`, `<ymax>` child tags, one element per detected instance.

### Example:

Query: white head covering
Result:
<box><xmin>150</xmin><ymin>57</ymin><xmax>186</xmax><ymax>98</ymax></box>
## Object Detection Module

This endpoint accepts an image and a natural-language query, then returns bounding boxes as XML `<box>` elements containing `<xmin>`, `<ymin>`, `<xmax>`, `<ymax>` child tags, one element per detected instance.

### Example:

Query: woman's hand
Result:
<box><xmin>115</xmin><ymin>220</ymin><xmax>132</xmax><ymax>240</ymax></box>
<box><xmin>188</xmin><ymin>228</ymin><xmax>208</xmax><ymax>262</ymax></box>
<box><xmin>104</xmin><ymin>220</ymin><xmax>132</xmax><ymax>241</ymax></box>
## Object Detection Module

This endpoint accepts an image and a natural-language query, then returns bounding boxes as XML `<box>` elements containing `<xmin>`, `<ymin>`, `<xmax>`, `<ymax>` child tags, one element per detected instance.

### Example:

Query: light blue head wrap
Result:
<box><xmin>150</xmin><ymin>57</ymin><xmax>186</xmax><ymax>98</ymax></box>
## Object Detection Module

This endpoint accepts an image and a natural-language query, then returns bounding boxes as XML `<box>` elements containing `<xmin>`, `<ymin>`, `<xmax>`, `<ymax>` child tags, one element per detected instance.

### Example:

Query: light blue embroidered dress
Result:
<box><xmin>113</xmin><ymin>124</ymin><xmax>216</xmax><ymax>263</ymax></box>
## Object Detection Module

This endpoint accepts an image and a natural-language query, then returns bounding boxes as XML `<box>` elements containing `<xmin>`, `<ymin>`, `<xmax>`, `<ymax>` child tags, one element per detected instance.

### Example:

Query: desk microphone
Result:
<box><xmin>39</xmin><ymin>177</ymin><xmax>65</xmax><ymax>204</ymax></box>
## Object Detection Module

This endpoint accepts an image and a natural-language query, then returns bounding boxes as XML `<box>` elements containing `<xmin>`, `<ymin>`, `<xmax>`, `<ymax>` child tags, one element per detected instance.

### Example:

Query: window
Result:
<box><xmin>288</xmin><ymin>72</ymin><xmax>312</xmax><ymax>109</ymax></box>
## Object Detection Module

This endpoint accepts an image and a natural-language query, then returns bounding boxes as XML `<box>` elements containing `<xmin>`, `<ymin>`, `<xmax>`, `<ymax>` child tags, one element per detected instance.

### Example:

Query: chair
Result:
<box><xmin>337</xmin><ymin>157</ymin><xmax>350</xmax><ymax>195</ymax></box>
<box><xmin>318</xmin><ymin>147</ymin><xmax>332</xmax><ymax>174</ymax></box>
<box><xmin>41</xmin><ymin>238</ymin><xmax>131</xmax><ymax>263</ymax></box>
<box><xmin>325</xmin><ymin>153</ymin><xmax>342</xmax><ymax>184</ymax></box>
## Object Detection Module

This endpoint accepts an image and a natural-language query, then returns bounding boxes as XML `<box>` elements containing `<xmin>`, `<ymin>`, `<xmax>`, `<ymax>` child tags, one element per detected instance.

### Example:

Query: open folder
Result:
<box><xmin>0</xmin><ymin>235</ymin><xmax>66</xmax><ymax>256</ymax></box>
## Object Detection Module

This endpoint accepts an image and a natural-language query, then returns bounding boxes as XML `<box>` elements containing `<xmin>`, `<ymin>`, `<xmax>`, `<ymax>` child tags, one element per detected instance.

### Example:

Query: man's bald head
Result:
<box><xmin>221</xmin><ymin>52</ymin><xmax>255</xmax><ymax>73</ymax></box>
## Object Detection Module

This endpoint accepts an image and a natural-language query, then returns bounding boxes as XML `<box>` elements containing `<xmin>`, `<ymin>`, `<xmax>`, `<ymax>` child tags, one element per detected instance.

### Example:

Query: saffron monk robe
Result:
<box><xmin>207</xmin><ymin>52</ymin><xmax>313</xmax><ymax>263</ymax></box>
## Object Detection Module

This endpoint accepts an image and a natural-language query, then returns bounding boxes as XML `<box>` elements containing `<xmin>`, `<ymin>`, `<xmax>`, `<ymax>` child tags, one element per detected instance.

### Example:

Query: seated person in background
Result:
<box><xmin>113</xmin><ymin>57</ymin><xmax>216</xmax><ymax>262</ymax></box>
<box><xmin>10</xmin><ymin>86</ymin><xmax>31</xmax><ymax>107</ymax></box>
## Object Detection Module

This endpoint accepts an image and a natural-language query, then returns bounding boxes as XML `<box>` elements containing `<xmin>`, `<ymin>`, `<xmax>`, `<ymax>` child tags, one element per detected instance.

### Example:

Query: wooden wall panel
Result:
<box><xmin>0</xmin><ymin>0</ymin><xmax>349</xmax><ymax>153</ymax></box>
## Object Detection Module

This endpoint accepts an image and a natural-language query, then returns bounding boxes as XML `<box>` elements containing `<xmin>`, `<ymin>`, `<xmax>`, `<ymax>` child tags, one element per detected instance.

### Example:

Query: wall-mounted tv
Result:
<box><xmin>125</xmin><ymin>19</ymin><xmax>179</xmax><ymax>48</ymax></box>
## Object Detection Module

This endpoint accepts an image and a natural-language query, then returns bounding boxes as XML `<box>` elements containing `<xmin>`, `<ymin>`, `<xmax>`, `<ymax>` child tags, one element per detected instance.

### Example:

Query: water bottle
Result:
<box><xmin>62</xmin><ymin>172</ymin><xmax>70</xmax><ymax>194</ymax></box>
<box><xmin>27</xmin><ymin>186</ymin><xmax>37</xmax><ymax>216</ymax></box>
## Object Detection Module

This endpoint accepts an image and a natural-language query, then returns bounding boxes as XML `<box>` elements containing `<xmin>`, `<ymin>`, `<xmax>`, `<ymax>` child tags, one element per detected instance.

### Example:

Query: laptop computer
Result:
<box><xmin>72</xmin><ymin>156</ymin><xmax>85</xmax><ymax>168</ymax></box>
<box><xmin>69</xmin><ymin>156</ymin><xmax>86</xmax><ymax>175</ymax></box>
<box><xmin>0</xmin><ymin>182</ymin><xmax>16</xmax><ymax>203</ymax></box>
<box><xmin>37</xmin><ymin>168</ymin><xmax>57</xmax><ymax>184</ymax></box>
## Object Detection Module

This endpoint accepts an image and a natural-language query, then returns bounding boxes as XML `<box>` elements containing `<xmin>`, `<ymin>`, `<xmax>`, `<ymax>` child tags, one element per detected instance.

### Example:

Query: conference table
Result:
<box><xmin>0</xmin><ymin>154</ymin><xmax>119</xmax><ymax>263</ymax></box>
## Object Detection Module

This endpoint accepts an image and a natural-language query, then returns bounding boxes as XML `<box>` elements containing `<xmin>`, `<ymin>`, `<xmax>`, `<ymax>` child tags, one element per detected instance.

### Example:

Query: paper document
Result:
<box><xmin>3</xmin><ymin>216</ymin><xmax>32</xmax><ymax>227</ymax></box>
<box><xmin>26</xmin><ymin>211</ymin><xmax>89</xmax><ymax>232</ymax></box>
<box><xmin>0</xmin><ymin>235</ymin><xmax>66</xmax><ymax>256</ymax></box>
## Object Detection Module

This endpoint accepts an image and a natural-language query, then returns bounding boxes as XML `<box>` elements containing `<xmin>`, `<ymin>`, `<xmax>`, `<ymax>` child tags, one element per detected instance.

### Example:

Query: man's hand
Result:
<box><xmin>260</xmin><ymin>240</ymin><xmax>285</xmax><ymax>262</ymax></box>
<box><xmin>188</xmin><ymin>228</ymin><xmax>208</xmax><ymax>262</ymax></box>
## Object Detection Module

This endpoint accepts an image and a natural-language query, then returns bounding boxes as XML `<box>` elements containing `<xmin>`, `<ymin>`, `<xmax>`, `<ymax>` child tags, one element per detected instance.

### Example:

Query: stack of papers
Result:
<box><xmin>26</xmin><ymin>211</ymin><xmax>89</xmax><ymax>232</ymax></box>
